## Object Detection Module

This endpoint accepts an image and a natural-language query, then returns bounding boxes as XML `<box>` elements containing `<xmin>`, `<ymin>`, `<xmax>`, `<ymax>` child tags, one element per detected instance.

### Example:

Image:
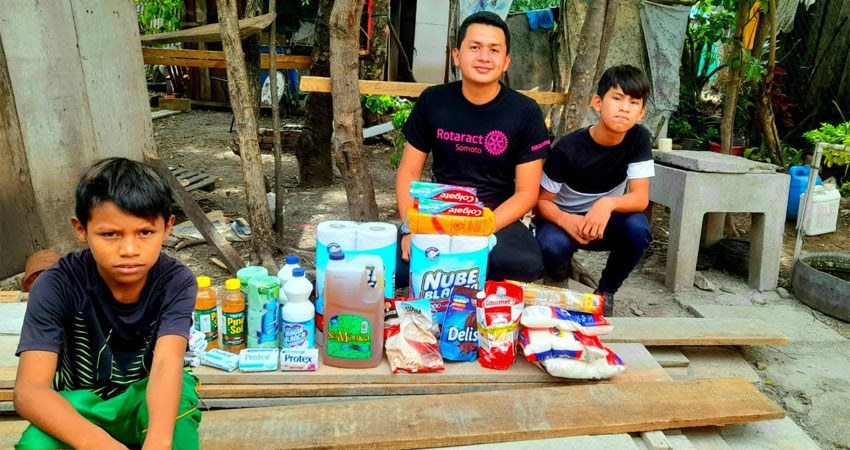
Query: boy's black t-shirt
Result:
<box><xmin>403</xmin><ymin>81</ymin><xmax>551</xmax><ymax>208</ymax></box>
<box><xmin>16</xmin><ymin>250</ymin><xmax>196</xmax><ymax>399</ymax></box>
<box><xmin>541</xmin><ymin>125</ymin><xmax>654</xmax><ymax>213</ymax></box>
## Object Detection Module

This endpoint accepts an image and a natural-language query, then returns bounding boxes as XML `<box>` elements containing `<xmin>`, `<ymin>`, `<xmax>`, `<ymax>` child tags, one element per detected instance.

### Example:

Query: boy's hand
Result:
<box><xmin>580</xmin><ymin>198</ymin><xmax>614</xmax><ymax>240</ymax></box>
<box><xmin>558</xmin><ymin>213</ymin><xmax>589</xmax><ymax>245</ymax></box>
<box><xmin>400</xmin><ymin>234</ymin><xmax>412</xmax><ymax>261</ymax></box>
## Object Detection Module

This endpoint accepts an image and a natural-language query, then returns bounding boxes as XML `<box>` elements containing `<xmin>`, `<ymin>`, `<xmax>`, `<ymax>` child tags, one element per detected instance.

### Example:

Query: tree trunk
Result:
<box><xmin>749</xmin><ymin>0</ymin><xmax>784</xmax><ymax>166</ymax></box>
<box><xmin>720</xmin><ymin>0</ymin><xmax>750</xmax><ymax>155</ymax></box>
<box><xmin>593</xmin><ymin>0</ymin><xmax>619</xmax><ymax>83</ymax></box>
<box><xmin>269</xmin><ymin>0</ymin><xmax>284</xmax><ymax>241</ymax></box>
<box><xmin>297</xmin><ymin>0</ymin><xmax>334</xmax><ymax>188</ymax></box>
<box><xmin>243</xmin><ymin>0</ymin><xmax>263</xmax><ymax>130</ymax></box>
<box><xmin>216</xmin><ymin>0</ymin><xmax>277</xmax><ymax>271</ymax></box>
<box><xmin>329</xmin><ymin>0</ymin><xmax>380</xmax><ymax>221</ymax></box>
<box><xmin>361</xmin><ymin>0</ymin><xmax>388</xmax><ymax>81</ymax></box>
<box><xmin>559</xmin><ymin>0</ymin><xmax>609</xmax><ymax>136</ymax></box>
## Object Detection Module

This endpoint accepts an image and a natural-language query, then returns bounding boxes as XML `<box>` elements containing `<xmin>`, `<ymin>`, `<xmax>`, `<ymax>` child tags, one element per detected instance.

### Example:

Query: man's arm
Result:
<box><xmin>395</xmin><ymin>142</ymin><xmax>428</xmax><ymax>261</ymax></box>
<box><xmin>14</xmin><ymin>351</ymin><xmax>128</xmax><ymax>450</ymax></box>
<box><xmin>142</xmin><ymin>334</ymin><xmax>189</xmax><ymax>450</ymax></box>
<box><xmin>492</xmin><ymin>159</ymin><xmax>543</xmax><ymax>232</ymax></box>
<box><xmin>580</xmin><ymin>178</ymin><xmax>650</xmax><ymax>240</ymax></box>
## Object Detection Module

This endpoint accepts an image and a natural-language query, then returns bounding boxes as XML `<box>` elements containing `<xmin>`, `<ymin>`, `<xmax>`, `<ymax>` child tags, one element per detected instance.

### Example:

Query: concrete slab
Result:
<box><xmin>440</xmin><ymin>433</ymin><xmax>639</xmax><ymax>450</ymax></box>
<box><xmin>667</xmin><ymin>434</ymin><xmax>699</xmax><ymax>450</ymax></box>
<box><xmin>0</xmin><ymin>336</ymin><xmax>21</xmax><ymax>366</ymax></box>
<box><xmin>682</xmin><ymin>428</ymin><xmax>733</xmax><ymax>450</ymax></box>
<box><xmin>680</xmin><ymin>347</ymin><xmax>760</xmax><ymax>383</ymax></box>
<box><xmin>653</xmin><ymin>150</ymin><xmax>778</xmax><ymax>174</ymax></box>
<box><xmin>648</xmin><ymin>348</ymin><xmax>689</xmax><ymax>368</ymax></box>
<box><xmin>689</xmin><ymin>304</ymin><xmax>846</xmax><ymax>343</ymax></box>
<box><xmin>0</xmin><ymin>303</ymin><xmax>27</xmax><ymax>335</ymax></box>
<box><xmin>720</xmin><ymin>417</ymin><xmax>822</xmax><ymax>450</ymax></box>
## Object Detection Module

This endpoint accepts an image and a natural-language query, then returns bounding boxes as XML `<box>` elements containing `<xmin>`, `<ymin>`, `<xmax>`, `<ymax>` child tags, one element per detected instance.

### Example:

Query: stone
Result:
<box><xmin>719</xmin><ymin>285</ymin><xmax>735</xmax><ymax>294</ymax></box>
<box><xmin>652</xmin><ymin>150</ymin><xmax>778</xmax><ymax>174</ymax></box>
<box><xmin>776</xmin><ymin>287</ymin><xmax>792</xmax><ymax>299</ymax></box>
<box><xmin>750</xmin><ymin>293</ymin><xmax>768</xmax><ymax>305</ymax></box>
<box><xmin>756</xmin><ymin>360</ymin><xmax>768</xmax><ymax>371</ymax></box>
<box><xmin>693</xmin><ymin>273</ymin><xmax>716</xmax><ymax>292</ymax></box>
<box><xmin>629</xmin><ymin>304</ymin><xmax>645</xmax><ymax>316</ymax></box>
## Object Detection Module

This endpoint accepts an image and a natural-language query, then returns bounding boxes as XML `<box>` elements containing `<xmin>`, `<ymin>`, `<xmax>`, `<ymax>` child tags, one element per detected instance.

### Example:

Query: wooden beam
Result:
<box><xmin>143</xmin><ymin>152</ymin><xmax>244</xmax><ymax>274</ymax></box>
<box><xmin>602</xmin><ymin>318</ymin><xmax>788</xmax><ymax>346</ymax></box>
<box><xmin>142</xmin><ymin>48</ymin><xmax>311</xmax><ymax>69</ymax></box>
<box><xmin>300</xmin><ymin>76</ymin><xmax>567</xmax><ymax>105</ymax></box>
<box><xmin>193</xmin><ymin>378</ymin><xmax>784</xmax><ymax>449</ymax></box>
<box><xmin>140</xmin><ymin>13</ymin><xmax>275</xmax><ymax>45</ymax></box>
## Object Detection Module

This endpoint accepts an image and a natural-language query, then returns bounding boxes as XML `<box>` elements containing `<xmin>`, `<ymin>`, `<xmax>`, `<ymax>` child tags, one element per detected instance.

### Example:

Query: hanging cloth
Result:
<box><xmin>639</xmin><ymin>0</ymin><xmax>692</xmax><ymax>114</ymax></box>
<box><xmin>742</xmin><ymin>2</ymin><xmax>762</xmax><ymax>50</ymax></box>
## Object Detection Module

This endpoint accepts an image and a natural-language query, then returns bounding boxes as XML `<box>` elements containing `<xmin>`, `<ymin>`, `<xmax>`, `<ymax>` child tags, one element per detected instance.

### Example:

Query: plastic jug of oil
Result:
<box><xmin>321</xmin><ymin>251</ymin><xmax>385</xmax><ymax>368</ymax></box>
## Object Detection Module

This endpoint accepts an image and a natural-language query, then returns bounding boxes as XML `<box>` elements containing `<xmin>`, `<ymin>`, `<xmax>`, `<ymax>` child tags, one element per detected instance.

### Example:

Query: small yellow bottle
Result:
<box><xmin>194</xmin><ymin>276</ymin><xmax>219</xmax><ymax>351</ymax></box>
<box><xmin>221</xmin><ymin>279</ymin><xmax>246</xmax><ymax>353</ymax></box>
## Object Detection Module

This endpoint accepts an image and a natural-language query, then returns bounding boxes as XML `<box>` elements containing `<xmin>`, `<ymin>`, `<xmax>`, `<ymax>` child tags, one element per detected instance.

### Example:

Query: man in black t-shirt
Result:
<box><xmin>535</xmin><ymin>66</ymin><xmax>655</xmax><ymax>316</ymax></box>
<box><xmin>395</xmin><ymin>11</ymin><xmax>552</xmax><ymax>285</ymax></box>
<box><xmin>14</xmin><ymin>158</ymin><xmax>201</xmax><ymax>449</ymax></box>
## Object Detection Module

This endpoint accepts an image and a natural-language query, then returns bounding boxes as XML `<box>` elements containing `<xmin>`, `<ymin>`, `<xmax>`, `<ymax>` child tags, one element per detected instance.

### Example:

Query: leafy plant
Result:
<box><xmin>135</xmin><ymin>0</ymin><xmax>184</xmax><ymax>35</ymax></box>
<box><xmin>510</xmin><ymin>0</ymin><xmax>559</xmax><ymax>12</ymax></box>
<box><xmin>803</xmin><ymin>121</ymin><xmax>850</xmax><ymax>168</ymax></box>
<box><xmin>361</xmin><ymin>95</ymin><xmax>414</xmax><ymax>168</ymax></box>
<box><xmin>839</xmin><ymin>182</ymin><xmax>850</xmax><ymax>198</ymax></box>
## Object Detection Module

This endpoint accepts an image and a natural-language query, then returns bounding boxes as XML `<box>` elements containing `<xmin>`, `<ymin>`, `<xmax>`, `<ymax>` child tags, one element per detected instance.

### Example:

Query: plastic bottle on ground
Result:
<box><xmin>281</xmin><ymin>268</ymin><xmax>316</xmax><ymax>349</ymax></box>
<box><xmin>277</xmin><ymin>255</ymin><xmax>302</xmax><ymax>304</ymax></box>
<box><xmin>221</xmin><ymin>278</ymin><xmax>246</xmax><ymax>353</ymax></box>
<box><xmin>194</xmin><ymin>276</ymin><xmax>219</xmax><ymax>351</ymax></box>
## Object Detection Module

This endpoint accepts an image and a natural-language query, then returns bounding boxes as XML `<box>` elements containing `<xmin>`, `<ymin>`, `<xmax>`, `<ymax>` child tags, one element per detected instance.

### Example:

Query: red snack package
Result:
<box><xmin>385</xmin><ymin>298</ymin><xmax>445</xmax><ymax>373</ymax></box>
<box><xmin>476</xmin><ymin>282</ymin><xmax>524</xmax><ymax>370</ymax></box>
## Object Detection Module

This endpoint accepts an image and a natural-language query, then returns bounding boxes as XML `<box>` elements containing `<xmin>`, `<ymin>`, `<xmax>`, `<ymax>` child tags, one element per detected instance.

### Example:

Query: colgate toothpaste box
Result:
<box><xmin>410</xmin><ymin>181</ymin><xmax>478</xmax><ymax>204</ymax></box>
<box><xmin>417</xmin><ymin>199</ymin><xmax>485</xmax><ymax>217</ymax></box>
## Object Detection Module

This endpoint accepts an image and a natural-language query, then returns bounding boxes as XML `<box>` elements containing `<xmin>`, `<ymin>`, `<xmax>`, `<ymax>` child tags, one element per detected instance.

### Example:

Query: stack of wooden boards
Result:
<box><xmin>0</xmin><ymin>303</ymin><xmax>790</xmax><ymax>448</ymax></box>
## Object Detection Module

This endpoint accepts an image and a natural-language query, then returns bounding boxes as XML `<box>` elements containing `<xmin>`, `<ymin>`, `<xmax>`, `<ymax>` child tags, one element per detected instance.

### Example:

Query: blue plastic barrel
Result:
<box><xmin>787</xmin><ymin>165</ymin><xmax>822</xmax><ymax>220</ymax></box>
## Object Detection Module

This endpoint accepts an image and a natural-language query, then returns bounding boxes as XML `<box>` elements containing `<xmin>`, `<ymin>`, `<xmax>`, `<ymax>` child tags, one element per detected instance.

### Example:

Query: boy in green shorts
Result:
<box><xmin>14</xmin><ymin>158</ymin><xmax>201</xmax><ymax>449</ymax></box>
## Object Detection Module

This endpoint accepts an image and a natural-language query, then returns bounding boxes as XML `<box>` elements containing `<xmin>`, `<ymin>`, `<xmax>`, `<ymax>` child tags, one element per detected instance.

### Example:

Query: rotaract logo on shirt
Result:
<box><xmin>436</xmin><ymin>128</ymin><xmax>509</xmax><ymax>156</ymax></box>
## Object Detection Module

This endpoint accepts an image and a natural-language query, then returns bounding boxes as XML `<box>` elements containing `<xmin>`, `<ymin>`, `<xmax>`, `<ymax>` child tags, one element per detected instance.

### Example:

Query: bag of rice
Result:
<box><xmin>537</xmin><ymin>347</ymin><xmax>625</xmax><ymax>380</ymax></box>
<box><xmin>385</xmin><ymin>298</ymin><xmax>445</xmax><ymax>373</ymax></box>
<box><xmin>519</xmin><ymin>328</ymin><xmax>609</xmax><ymax>362</ymax></box>
<box><xmin>520</xmin><ymin>305</ymin><xmax>613</xmax><ymax>336</ymax></box>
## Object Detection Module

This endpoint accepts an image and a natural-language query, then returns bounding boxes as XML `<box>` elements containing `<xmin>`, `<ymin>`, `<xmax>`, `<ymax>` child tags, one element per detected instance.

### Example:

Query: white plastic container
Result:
<box><xmin>798</xmin><ymin>184</ymin><xmax>841</xmax><ymax>236</ymax></box>
<box><xmin>281</xmin><ymin>268</ymin><xmax>316</xmax><ymax>349</ymax></box>
<box><xmin>277</xmin><ymin>255</ymin><xmax>302</xmax><ymax>303</ymax></box>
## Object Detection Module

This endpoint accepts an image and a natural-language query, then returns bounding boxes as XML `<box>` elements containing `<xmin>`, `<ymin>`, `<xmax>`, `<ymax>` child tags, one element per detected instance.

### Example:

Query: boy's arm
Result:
<box><xmin>14</xmin><ymin>351</ymin><xmax>127</xmax><ymax>450</ymax></box>
<box><xmin>536</xmin><ymin>187</ymin><xmax>589</xmax><ymax>245</ymax></box>
<box><xmin>395</xmin><ymin>142</ymin><xmax>428</xmax><ymax>261</ymax></box>
<box><xmin>580</xmin><ymin>178</ymin><xmax>650</xmax><ymax>240</ymax></box>
<box><xmin>492</xmin><ymin>159</ymin><xmax>543</xmax><ymax>232</ymax></box>
<box><xmin>143</xmin><ymin>334</ymin><xmax>188</xmax><ymax>450</ymax></box>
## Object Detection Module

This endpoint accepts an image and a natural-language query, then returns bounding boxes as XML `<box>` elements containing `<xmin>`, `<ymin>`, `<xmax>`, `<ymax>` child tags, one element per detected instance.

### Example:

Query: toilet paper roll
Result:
<box><xmin>450</xmin><ymin>235</ymin><xmax>491</xmax><ymax>254</ymax></box>
<box><xmin>316</xmin><ymin>221</ymin><xmax>358</xmax><ymax>255</ymax></box>
<box><xmin>411</xmin><ymin>233</ymin><xmax>451</xmax><ymax>256</ymax></box>
<box><xmin>355</xmin><ymin>222</ymin><xmax>397</xmax><ymax>251</ymax></box>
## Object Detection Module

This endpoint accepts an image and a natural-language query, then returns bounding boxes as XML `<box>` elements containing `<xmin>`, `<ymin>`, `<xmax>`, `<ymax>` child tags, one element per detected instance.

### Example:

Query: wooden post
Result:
<box><xmin>197</xmin><ymin>0</ymin><xmax>212</xmax><ymax>101</ymax></box>
<box><xmin>329</xmin><ymin>0</ymin><xmax>380</xmax><ymax>221</ymax></box>
<box><xmin>268</xmin><ymin>0</ymin><xmax>284</xmax><ymax>240</ymax></box>
<box><xmin>216</xmin><ymin>0</ymin><xmax>277</xmax><ymax>271</ymax></box>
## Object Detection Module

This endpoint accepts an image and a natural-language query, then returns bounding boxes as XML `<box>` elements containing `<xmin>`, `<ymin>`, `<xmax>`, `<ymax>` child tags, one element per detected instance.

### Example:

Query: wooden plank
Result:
<box><xmin>184</xmin><ymin>175</ymin><xmax>218</xmax><ymax>192</ymax></box>
<box><xmin>642</xmin><ymin>431</ymin><xmax>673</xmax><ymax>450</ymax></box>
<box><xmin>140</xmin><ymin>13</ymin><xmax>275</xmax><ymax>44</ymax></box>
<box><xmin>143</xmin><ymin>152</ymin><xmax>244</xmax><ymax>274</ymax></box>
<box><xmin>142</xmin><ymin>48</ymin><xmax>312</xmax><ymax>70</ymax></box>
<box><xmin>602</xmin><ymin>318</ymin><xmax>788</xmax><ymax>346</ymax></box>
<box><xmin>300</xmin><ymin>76</ymin><xmax>567</xmax><ymax>105</ymax></box>
<box><xmin>679</xmin><ymin>348</ymin><xmax>760</xmax><ymax>383</ymax></box>
<box><xmin>648</xmin><ymin>348</ymin><xmax>690</xmax><ymax>368</ymax></box>
<box><xmin>0</xmin><ymin>292</ymin><xmax>22</xmax><ymax>303</ymax></box>
<box><xmin>151</xmin><ymin>109</ymin><xmax>182</xmax><ymax>120</ymax></box>
<box><xmin>192</xmin><ymin>343</ymin><xmax>668</xmax><ymax>385</ymax></box>
<box><xmin>193</xmin><ymin>378</ymin><xmax>784</xmax><ymax>449</ymax></box>
<box><xmin>158</xmin><ymin>97</ymin><xmax>191</xmax><ymax>112</ymax></box>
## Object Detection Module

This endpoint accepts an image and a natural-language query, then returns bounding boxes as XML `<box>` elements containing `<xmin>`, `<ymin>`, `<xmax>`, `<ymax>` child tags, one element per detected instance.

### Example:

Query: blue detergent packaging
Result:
<box><xmin>439</xmin><ymin>287</ymin><xmax>480</xmax><ymax>361</ymax></box>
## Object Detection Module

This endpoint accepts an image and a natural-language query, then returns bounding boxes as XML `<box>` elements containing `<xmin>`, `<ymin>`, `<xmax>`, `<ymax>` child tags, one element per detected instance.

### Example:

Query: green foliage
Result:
<box><xmin>839</xmin><ymin>182</ymin><xmax>850</xmax><ymax>198</ymax></box>
<box><xmin>361</xmin><ymin>95</ymin><xmax>414</xmax><ymax>168</ymax></box>
<box><xmin>510</xmin><ymin>0</ymin><xmax>559</xmax><ymax>12</ymax></box>
<box><xmin>745</xmin><ymin>142</ymin><xmax>804</xmax><ymax>166</ymax></box>
<box><xmin>804</xmin><ymin>122</ymin><xmax>850</xmax><ymax>168</ymax></box>
<box><xmin>135</xmin><ymin>0</ymin><xmax>184</xmax><ymax>35</ymax></box>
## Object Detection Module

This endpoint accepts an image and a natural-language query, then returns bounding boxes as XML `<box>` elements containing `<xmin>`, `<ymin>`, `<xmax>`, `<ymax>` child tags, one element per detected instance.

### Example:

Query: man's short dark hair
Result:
<box><xmin>457</xmin><ymin>11</ymin><xmax>511</xmax><ymax>54</ymax></box>
<box><xmin>596</xmin><ymin>65</ymin><xmax>651</xmax><ymax>102</ymax></box>
<box><xmin>75</xmin><ymin>157</ymin><xmax>173</xmax><ymax>228</ymax></box>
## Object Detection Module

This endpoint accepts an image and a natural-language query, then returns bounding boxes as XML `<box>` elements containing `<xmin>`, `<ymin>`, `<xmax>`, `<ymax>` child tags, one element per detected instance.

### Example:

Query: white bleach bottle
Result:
<box><xmin>281</xmin><ymin>268</ymin><xmax>315</xmax><ymax>349</ymax></box>
<box><xmin>277</xmin><ymin>255</ymin><xmax>302</xmax><ymax>303</ymax></box>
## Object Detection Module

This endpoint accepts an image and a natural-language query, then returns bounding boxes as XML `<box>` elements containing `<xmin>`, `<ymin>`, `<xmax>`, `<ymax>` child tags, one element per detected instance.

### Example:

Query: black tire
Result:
<box><xmin>792</xmin><ymin>252</ymin><xmax>850</xmax><ymax>322</ymax></box>
<box><xmin>714</xmin><ymin>238</ymin><xmax>750</xmax><ymax>277</ymax></box>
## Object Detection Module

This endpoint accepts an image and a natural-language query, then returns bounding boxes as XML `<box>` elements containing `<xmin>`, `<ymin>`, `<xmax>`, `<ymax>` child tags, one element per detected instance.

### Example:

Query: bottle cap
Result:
<box><xmin>197</xmin><ymin>276</ymin><xmax>211</xmax><ymax>289</ymax></box>
<box><xmin>225</xmin><ymin>278</ymin><xmax>241</xmax><ymax>290</ymax></box>
<box><xmin>292</xmin><ymin>268</ymin><xmax>305</xmax><ymax>277</ymax></box>
<box><xmin>329</xmin><ymin>251</ymin><xmax>345</xmax><ymax>261</ymax></box>
<box><xmin>285</xmin><ymin>255</ymin><xmax>299</xmax><ymax>265</ymax></box>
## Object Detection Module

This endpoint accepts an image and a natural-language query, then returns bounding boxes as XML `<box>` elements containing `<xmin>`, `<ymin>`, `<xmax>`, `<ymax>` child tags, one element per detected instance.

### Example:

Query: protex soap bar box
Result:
<box><xmin>410</xmin><ymin>181</ymin><xmax>478</xmax><ymax>204</ymax></box>
<box><xmin>417</xmin><ymin>199</ymin><xmax>485</xmax><ymax>217</ymax></box>
<box><xmin>201</xmin><ymin>348</ymin><xmax>239</xmax><ymax>372</ymax></box>
<box><xmin>280</xmin><ymin>348</ymin><xmax>319</xmax><ymax>371</ymax></box>
<box><xmin>238</xmin><ymin>348</ymin><xmax>279</xmax><ymax>372</ymax></box>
